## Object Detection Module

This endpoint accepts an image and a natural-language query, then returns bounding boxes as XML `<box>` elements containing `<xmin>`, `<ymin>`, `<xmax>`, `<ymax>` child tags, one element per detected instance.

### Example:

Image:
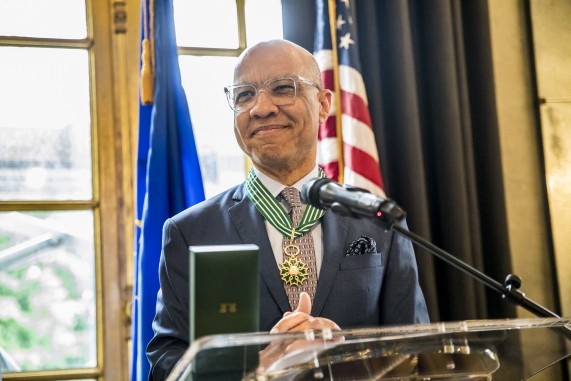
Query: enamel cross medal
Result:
<box><xmin>279</xmin><ymin>228</ymin><xmax>309</xmax><ymax>286</ymax></box>
<box><xmin>243</xmin><ymin>168</ymin><xmax>326</xmax><ymax>290</ymax></box>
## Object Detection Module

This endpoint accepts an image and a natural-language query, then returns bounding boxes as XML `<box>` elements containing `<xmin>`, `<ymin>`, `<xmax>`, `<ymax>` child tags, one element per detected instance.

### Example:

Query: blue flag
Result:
<box><xmin>131</xmin><ymin>1</ymin><xmax>205</xmax><ymax>380</ymax></box>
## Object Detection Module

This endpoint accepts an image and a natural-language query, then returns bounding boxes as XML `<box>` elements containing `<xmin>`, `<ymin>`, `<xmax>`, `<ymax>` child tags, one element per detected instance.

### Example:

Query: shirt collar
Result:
<box><xmin>253</xmin><ymin>165</ymin><xmax>320</xmax><ymax>198</ymax></box>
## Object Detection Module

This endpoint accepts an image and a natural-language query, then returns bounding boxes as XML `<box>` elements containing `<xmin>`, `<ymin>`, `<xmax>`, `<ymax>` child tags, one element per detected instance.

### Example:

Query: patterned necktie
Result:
<box><xmin>280</xmin><ymin>187</ymin><xmax>318</xmax><ymax>310</ymax></box>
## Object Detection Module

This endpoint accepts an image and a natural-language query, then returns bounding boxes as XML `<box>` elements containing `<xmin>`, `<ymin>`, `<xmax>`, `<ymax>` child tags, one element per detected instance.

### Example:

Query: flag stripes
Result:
<box><xmin>340</xmin><ymin>113</ymin><xmax>378</xmax><ymax>160</ymax></box>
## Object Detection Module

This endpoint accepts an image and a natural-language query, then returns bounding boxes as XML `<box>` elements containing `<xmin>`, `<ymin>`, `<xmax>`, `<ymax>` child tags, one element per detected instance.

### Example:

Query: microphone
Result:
<box><xmin>301</xmin><ymin>178</ymin><xmax>406</xmax><ymax>227</ymax></box>
<box><xmin>302</xmin><ymin>181</ymin><xmax>571</xmax><ymax>340</ymax></box>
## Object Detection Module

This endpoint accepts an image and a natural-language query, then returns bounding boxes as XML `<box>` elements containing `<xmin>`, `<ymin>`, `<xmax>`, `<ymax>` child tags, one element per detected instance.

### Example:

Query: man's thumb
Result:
<box><xmin>295</xmin><ymin>292</ymin><xmax>312</xmax><ymax>314</ymax></box>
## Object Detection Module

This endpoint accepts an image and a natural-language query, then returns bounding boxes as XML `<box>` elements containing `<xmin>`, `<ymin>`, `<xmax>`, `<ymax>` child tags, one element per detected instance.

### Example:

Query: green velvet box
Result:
<box><xmin>189</xmin><ymin>244</ymin><xmax>260</xmax><ymax>342</ymax></box>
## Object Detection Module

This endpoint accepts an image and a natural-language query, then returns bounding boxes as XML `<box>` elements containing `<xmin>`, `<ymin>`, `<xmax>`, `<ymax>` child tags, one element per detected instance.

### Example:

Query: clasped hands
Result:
<box><xmin>257</xmin><ymin>292</ymin><xmax>341</xmax><ymax>374</ymax></box>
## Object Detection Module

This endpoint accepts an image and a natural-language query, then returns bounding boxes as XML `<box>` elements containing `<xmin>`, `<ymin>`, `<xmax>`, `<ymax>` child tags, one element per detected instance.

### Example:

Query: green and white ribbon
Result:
<box><xmin>245</xmin><ymin>168</ymin><xmax>326</xmax><ymax>238</ymax></box>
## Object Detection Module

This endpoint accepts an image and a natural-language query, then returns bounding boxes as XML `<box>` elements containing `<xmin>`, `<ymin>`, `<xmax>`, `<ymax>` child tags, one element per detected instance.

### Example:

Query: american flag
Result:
<box><xmin>314</xmin><ymin>0</ymin><xmax>385</xmax><ymax>195</ymax></box>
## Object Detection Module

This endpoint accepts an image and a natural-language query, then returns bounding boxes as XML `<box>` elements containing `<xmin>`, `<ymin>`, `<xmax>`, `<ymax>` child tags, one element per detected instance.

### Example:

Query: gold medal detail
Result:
<box><xmin>279</xmin><ymin>239</ymin><xmax>308</xmax><ymax>286</ymax></box>
<box><xmin>279</xmin><ymin>257</ymin><xmax>308</xmax><ymax>286</ymax></box>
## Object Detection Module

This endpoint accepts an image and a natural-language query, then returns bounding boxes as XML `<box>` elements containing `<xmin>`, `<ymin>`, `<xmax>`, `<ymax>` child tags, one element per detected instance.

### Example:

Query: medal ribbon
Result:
<box><xmin>245</xmin><ymin>168</ymin><xmax>326</xmax><ymax>238</ymax></box>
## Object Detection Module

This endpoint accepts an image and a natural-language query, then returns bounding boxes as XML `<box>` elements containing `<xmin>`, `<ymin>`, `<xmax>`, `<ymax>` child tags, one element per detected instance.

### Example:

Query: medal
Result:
<box><xmin>279</xmin><ymin>230</ymin><xmax>309</xmax><ymax>286</ymax></box>
<box><xmin>244</xmin><ymin>168</ymin><xmax>326</xmax><ymax>288</ymax></box>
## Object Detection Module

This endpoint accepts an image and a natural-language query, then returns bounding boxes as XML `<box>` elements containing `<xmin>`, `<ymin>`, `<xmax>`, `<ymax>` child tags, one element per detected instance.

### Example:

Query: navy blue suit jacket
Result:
<box><xmin>147</xmin><ymin>183</ymin><xmax>429</xmax><ymax>380</ymax></box>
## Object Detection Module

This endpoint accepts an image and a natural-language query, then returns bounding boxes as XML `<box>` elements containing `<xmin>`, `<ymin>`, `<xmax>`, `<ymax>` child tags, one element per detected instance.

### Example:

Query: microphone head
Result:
<box><xmin>301</xmin><ymin>177</ymin><xmax>332</xmax><ymax>208</ymax></box>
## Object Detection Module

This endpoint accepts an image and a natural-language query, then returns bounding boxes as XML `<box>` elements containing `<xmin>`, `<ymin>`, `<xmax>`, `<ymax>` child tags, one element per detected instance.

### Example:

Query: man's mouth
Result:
<box><xmin>250</xmin><ymin>124</ymin><xmax>289</xmax><ymax>137</ymax></box>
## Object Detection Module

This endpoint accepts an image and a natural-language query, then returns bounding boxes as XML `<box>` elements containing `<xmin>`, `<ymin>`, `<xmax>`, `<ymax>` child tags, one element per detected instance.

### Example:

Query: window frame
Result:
<box><xmin>0</xmin><ymin>0</ymin><xmax>136</xmax><ymax>379</ymax></box>
<box><xmin>0</xmin><ymin>0</ymin><xmax>279</xmax><ymax>379</ymax></box>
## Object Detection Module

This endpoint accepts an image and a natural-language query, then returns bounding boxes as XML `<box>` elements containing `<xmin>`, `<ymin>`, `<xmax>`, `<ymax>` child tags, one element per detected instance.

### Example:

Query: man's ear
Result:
<box><xmin>318</xmin><ymin>89</ymin><xmax>333</xmax><ymax>124</ymax></box>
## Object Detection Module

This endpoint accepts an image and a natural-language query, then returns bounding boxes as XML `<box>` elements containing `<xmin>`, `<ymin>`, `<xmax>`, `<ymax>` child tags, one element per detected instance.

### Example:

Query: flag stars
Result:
<box><xmin>338</xmin><ymin>32</ymin><xmax>355</xmax><ymax>50</ymax></box>
<box><xmin>336</xmin><ymin>14</ymin><xmax>346</xmax><ymax>30</ymax></box>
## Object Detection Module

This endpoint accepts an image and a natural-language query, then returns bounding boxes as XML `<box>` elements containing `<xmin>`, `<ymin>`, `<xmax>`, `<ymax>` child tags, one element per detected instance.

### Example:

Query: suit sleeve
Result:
<box><xmin>146</xmin><ymin>219</ymin><xmax>191</xmax><ymax>380</ymax></box>
<box><xmin>379</xmin><ymin>219</ymin><xmax>430</xmax><ymax>324</ymax></box>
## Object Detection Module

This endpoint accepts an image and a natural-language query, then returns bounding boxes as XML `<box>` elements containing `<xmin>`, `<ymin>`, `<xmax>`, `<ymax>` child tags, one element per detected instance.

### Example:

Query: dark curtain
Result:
<box><xmin>283</xmin><ymin>0</ymin><xmax>518</xmax><ymax>322</ymax></box>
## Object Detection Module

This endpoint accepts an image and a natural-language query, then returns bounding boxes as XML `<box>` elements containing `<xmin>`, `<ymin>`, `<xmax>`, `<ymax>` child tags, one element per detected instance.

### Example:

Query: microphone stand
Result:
<box><xmin>390</xmin><ymin>223</ymin><xmax>560</xmax><ymax>320</ymax></box>
<box><xmin>332</xmin><ymin>197</ymin><xmax>571</xmax><ymax>340</ymax></box>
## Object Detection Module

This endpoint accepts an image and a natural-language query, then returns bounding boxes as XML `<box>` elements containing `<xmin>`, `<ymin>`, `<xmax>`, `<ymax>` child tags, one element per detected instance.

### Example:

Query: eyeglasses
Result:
<box><xmin>224</xmin><ymin>76</ymin><xmax>321</xmax><ymax>112</ymax></box>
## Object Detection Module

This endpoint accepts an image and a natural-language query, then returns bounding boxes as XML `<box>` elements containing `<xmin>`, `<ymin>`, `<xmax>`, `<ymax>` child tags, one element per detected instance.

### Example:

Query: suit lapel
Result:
<box><xmin>228</xmin><ymin>184</ymin><xmax>291</xmax><ymax>314</ymax></box>
<box><xmin>312</xmin><ymin>211</ymin><xmax>348</xmax><ymax>316</ymax></box>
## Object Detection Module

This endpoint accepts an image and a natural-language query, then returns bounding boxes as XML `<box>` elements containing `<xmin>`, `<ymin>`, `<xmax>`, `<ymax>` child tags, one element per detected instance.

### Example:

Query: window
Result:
<box><xmin>174</xmin><ymin>0</ymin><xmax>283</xmax><ymax>198</ymax></box>
<box><xmin>0</xmin><ymin>1</ymin><xmax>132</xmax><ymax>380</ymax></box>
<box><xmin>0</xmin><ymin>0</ymin><xmax>284</xmax><ymax>379</ymax></box>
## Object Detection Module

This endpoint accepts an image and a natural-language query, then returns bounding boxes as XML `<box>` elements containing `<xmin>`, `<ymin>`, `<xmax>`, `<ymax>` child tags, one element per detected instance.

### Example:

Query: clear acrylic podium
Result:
<box><xmin>166</xmin><ymin>317</ymin><xmax>571</xmax><ymax>380</ymax></box>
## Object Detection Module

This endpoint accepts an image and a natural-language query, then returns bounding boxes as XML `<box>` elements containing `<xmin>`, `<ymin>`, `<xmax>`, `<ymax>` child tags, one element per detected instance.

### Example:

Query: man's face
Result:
<box><xmin>232</xmin><ymin>44</ymin><xmax>331</xmax><ymax>179</ymax></box>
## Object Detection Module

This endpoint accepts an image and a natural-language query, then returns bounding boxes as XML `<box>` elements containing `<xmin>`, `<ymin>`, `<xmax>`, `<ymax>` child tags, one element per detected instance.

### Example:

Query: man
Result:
<box><xmin>147</xmin><ymin>39</ymin><xmax>429</xmax><ymax>380</ymax></box>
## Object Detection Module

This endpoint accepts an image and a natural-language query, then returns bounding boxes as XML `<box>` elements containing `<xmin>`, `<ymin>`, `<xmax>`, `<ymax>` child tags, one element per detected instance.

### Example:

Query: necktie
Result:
<box><xmin>280</xmin><ymin>187</ymin><xmax>317</xmax><ymax>310</ymax></box>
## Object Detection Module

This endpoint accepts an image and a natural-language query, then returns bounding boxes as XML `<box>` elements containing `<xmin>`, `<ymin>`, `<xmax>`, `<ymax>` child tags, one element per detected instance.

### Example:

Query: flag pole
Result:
<box><xmin>140</xmin><ymin>0</ymin><xmax>155</xmax><ymax>105</ymax></box>
<box><xmin>327</xmin><ymin>0</ymin><xmax>344</xmax><ymax>183</ymax></box>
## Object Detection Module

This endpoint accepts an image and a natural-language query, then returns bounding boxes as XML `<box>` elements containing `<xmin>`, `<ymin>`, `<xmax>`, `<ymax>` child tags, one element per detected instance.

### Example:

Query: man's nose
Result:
<box><xmin>249</xmin><ymin>90</ymin><xmax>278</xmax><ymax>117</ymax></box>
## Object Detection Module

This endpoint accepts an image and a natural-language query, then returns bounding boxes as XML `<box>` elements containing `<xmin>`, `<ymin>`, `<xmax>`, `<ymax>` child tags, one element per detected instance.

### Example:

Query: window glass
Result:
<box><xmin>0</xmin><ymin>0</ymin><xmax>87</xmax><ymax>39</ymax></box>
<box><xmin>173</xmin><ymin>0</ymin><xmax>239</xmax><ymax>48</ymax></box>
<box><xmin>179</xmin><ymin>56</ymin><xmax>245</xmax><ymax>197</ymax></box>
<box><xmin>245</xmin><ymin>0</ymin><xmax>284</xmax><ymax>44</ymax></box>
<box><xmin>176</xmin><ymin>0</ymin><xmax>283</xmax><ymax>199</ymax></box>
<box><xmin>0</xmin><ymin>47</ymin><xmax>92</xmax><ymax>201</ymax></box>
<box><xmin>0</xmin><ymin>210</ymin><xmax>96</xmax><ymax>372</ymax></box>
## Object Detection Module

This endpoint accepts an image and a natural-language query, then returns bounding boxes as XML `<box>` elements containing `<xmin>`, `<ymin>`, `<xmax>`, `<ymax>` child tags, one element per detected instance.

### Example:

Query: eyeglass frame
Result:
<box><xmin>224</xmin><ymin>75</ymin><xmax>322</xmax><ymax>113</ymax></box>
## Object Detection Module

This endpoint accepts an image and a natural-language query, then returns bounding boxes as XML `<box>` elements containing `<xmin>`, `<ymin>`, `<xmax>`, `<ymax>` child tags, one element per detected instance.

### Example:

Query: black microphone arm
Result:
<box><xmin>301</xmin><ymin>177</ymin><xmax>569</xmax><ymax>338</ymax></box>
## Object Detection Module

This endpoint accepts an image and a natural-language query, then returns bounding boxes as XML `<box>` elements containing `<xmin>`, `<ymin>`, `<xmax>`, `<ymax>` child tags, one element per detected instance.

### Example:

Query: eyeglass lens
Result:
<box><xmin>228</xmin><ymin>77</ymin><xmax>297</xmax><ymax>111</ymax></box>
